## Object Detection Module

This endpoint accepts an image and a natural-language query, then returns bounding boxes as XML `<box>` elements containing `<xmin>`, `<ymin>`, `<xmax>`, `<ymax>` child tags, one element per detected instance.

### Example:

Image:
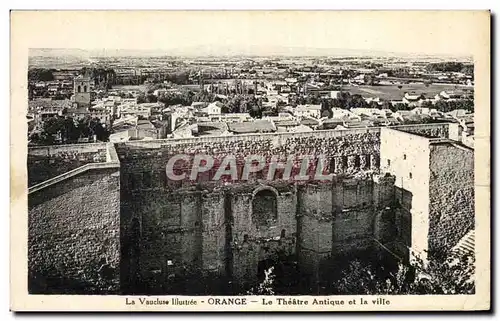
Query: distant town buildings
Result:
<box><xmin>27</xmin><ymin>56</ymin><xmax>475</xmax><ymax>147</ymax></box>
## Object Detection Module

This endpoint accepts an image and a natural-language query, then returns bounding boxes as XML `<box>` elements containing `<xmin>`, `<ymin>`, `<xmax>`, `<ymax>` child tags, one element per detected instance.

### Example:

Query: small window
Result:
<box><xmin>403</xmin><ymin>154</ymin><xmax>407</xmax><ymax>160</ymax></box>
<box><xmin>329</xmin><ymin>158</ymin><xmax>336</xmax><ymax>173</ymax></box>
<box><xmin>354</xmin><ymin>155</ymin><xmax>361</xmax><ymax>168</ymax></box>
<box><xmin>342</xmin><ymin>156</ymin><xmax>348</xmax><ymax>168</ymax></box>
<box><xmin>409</xmin><ymin>172</ymin><xmax>413</xmax><ymax>179</ymax></box>
<box><xmin>387</xmin><ymin>159</ymin><xmax>391</xmax><ymax>166</ymax></box>
<box><xmin>365</xmin><ymin>155</ymin><xmax>371</xmax><ymax>169</ymax></box>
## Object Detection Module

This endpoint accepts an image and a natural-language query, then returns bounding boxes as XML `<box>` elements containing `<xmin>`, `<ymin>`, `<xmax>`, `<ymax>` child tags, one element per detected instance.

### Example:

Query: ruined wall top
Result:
<box><xmin>117</xmin><ymin>123</ymin><xmax>450</xmax><ymax>150</ymax></box>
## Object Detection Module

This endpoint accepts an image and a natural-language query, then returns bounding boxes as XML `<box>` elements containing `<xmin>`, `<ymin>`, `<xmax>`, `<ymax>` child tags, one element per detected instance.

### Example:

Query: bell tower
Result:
<box><xmin>73</xmin><ymin>72</ymin><xmax>91</xmax><ymax>108</ymax></box>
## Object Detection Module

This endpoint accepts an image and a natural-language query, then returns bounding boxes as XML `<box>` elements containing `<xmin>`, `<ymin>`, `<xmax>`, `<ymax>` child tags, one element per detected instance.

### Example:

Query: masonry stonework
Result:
<box><xmin>428</xmin><ymin>142</ymin><xmax>474</xmax><ymax>256</ymax></box>
<box><xmin>28</xmin><ymin>167</ymin><xmax>120</xmax><ymax>294</ymax></box>
<box><xmin>27</xmin><ymin>123</ymin><xmax>474</xmax><ymax>294</ymax></box>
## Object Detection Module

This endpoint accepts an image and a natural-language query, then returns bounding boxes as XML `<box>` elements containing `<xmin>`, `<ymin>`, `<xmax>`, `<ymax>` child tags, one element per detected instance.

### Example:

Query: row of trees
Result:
<box><xmin>425</xmin><ymin>99</ymin><xmax>474</xmax><ymax>113</ymax></box>
<box><xmin>29</xmin><ymin>116</ymin><xmax>110</xmax><ymax>145</ymax></box>
<box><xmin>138</xmin><ymin>88</ymin><xmax>267</xmax><ymax>117</ymax></box>
<box><xmin>426</xmin><ymin>62</ymin><xmax>474</xmax><ymax>75</ymax></box>
<box><xmin>137</xmin><ymin>86</ymin><xmax>473</xmax><ymax>122</ymax></box>
<box><xmin>80</xmin><ymin>67</ymin><xmax>116</xmax><ymax>90</ymax></box>
<box><xmin>317</xmin><ymin>92</ymin><xmax>474</xmax><ymax>115</ymax></box>
<box><xmin>28</xmin><ymin>68</ymin><xmax>56</xmax><ymax>82</ymax></box>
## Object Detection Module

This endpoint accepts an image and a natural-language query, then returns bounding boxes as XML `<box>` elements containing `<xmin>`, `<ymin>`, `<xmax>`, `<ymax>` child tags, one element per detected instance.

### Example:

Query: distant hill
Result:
<box><xmin>28</xmin><ymin>47</ymin><xmax>472</xmax><ymax>69</ymax></box>
<box><xmin>30</xmin><ymin>46</ymin><xmax>471</xmax><ymax>58</ymax></box>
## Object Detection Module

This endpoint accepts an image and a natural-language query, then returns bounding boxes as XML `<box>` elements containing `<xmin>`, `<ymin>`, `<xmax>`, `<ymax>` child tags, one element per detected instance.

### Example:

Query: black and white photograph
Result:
<box><xmin>10</xmin><ymin>10</ymin><xmax>490</xmax><ymax>311</ymax></box>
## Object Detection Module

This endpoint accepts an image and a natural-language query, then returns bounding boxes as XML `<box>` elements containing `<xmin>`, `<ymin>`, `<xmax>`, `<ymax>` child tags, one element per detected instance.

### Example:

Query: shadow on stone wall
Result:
<box><xmin>29</xmin><ymin>263</ymin><xmax>119</xmax><ymax>295</ymax></box>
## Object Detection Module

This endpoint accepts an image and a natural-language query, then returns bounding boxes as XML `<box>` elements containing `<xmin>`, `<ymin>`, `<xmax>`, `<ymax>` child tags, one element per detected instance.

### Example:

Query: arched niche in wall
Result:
<box><xmin>251</xmin><ymin>186</ymin><xmax>279</xmax><ymax>227</ymax></box>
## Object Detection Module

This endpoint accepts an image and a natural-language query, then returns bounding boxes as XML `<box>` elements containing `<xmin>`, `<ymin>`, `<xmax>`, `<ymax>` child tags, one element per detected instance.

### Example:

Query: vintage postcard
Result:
<box><xmin>10</xmin><ymin>10</ymin><xmax>490</xmax><ymax>311</ymax></box>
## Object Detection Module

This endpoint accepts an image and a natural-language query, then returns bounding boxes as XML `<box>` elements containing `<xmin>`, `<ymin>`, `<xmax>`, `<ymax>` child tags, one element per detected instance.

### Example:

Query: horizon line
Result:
<box><xmin>28</xmin><ymin>47</ymin><xmax>473</xmax><ymax>59</ymax></box>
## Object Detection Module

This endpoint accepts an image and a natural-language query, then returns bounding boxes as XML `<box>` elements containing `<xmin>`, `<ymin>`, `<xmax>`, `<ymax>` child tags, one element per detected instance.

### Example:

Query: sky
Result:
<box><xmin>13</xmin><ymin>11</ymin><xmax>489</xmax><ymax>57</ymax></box>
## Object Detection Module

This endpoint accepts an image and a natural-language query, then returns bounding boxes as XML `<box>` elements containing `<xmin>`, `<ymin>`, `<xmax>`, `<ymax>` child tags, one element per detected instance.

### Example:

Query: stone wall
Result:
<box><xmin>26</xmin><ymin>123</ymin><xmax>462</xmax><ymax>294</ymax></box>
<box><xmin>297</xmin><ymin>177</ymin><xmax>396</xmax><ymax>275</ymax></box>
<box><xmin>115</xmin><ymin>129</ymin><xmax>383</xmax><ymax>292</ymax></box>
<box><xmin>118</xmin><ymin>176</ymin><xmax>399</xmax><ymax>292</ymax></box>
<box><xmin>428</xmin><ymin>142</ymin><xmax>474</xmax><ymax>256</ymax></box>
<box><xmin>230</xmin><ymin>183</ymin><xmax>297</xmax><ymax>286</ymax></box>
<box><xmin>28</xmin><ymin>167</ymin><xmax>121</xmax><ymax>294</ymax></box>
<box><xmin>116</xmin><ymin>128</ymin><xmax>381</xmax><ymax>189</ymax></box>
<box><xmin>200</xmin><ymin>191</ymin><xmax>226</xmax><ymax>276</ymax></box>
<box><xmin>28</xmin><ymin>143</ymin><xmax>108</xmax><ymax>186</ymax></box>
<box><xmin>380</xmin><ymin>127</ymin><xmax>432</xmax><ymax>261</ymax></box>
<box><xmin>120</xmin><ymin>188</ymin><xmax>203</xmax><ymax>292</ymax></box>
<box><xmin>297</xmin><ymin>214</ymin><xmax>332</xmax><ymax>277</ymax></box>
<box><xmin>393</xmin><ymin>123</ymin><xmax>450</xmax><ymax>139</ymax></box>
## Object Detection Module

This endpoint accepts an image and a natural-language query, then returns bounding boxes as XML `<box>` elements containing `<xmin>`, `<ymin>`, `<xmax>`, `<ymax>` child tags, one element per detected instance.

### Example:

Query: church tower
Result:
<box><xmin>73</xmin><ymin>73</ymin><xmax>91</xmax><ymax>108</ymax></box>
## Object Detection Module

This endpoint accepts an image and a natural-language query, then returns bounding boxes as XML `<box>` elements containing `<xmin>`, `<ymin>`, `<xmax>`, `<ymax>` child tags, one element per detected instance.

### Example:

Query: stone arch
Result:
<box><xmin>83</xmin><ymin>85</ymin><xmax>88</xmax><ymax>92</ymax></box>
<box><xmin>251</xmin><ymin>186</ymin><xmax>278</xmax><ymax>227</ymax></box>
<box><xmin>77</xmin><ymin>85</ymin><xmax>82</xmax><ymax>93</ymax></box>
<box><xmin>252</xmin><ymin>185</ymin><xmax>279</xmax><ymax>198</ymax></box>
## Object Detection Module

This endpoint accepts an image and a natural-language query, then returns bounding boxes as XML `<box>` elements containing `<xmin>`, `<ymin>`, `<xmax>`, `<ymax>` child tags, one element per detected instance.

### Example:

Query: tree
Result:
<box><xmin>77</xmin><ymin>116</ymin><xmax>110</xmax><ymax>142</ymax></box>
<box><xmin>158</xmin><ymin>91</ymin><xmax>194</xmax><ymax>106</ymax></box>
<box><xmin>146</xmin><ymin>94</ymin><xmax>158</xmax><ymax>103</ymax></box>
<box><xmin>369</xmin><ymin>101</ymin><xmax>381</xmax><ymax>109</ymax></box>
<box><xmin>364</xmin><ymin>74</ymin><xmax>377</xmax><ymax>86</ymax></box>
<box><xmin>421</xmin><ymin>100</ymin><xmax>434</xmax><ymax>109</ymax></box>
<box><xmin>426</xmin><ymin>62</ymin><xmax>465</xmax><ymax>73</ymax></box>
<box><xmin>136</xmin><ymin>93</ymin><xmax>147</xmax><ymax>104</ymax></box>
<box><xmin>461</xmin><ymin>64</ymin><xmax>474</xmax><ymax>76</ymax></box>
<box><xmin>331</xmin><ymin>252</ymin><xmax>475</xmax><ymax>295</ymax></box>
<box><xmin>390</xmin><ymin>103</ymin><xmax>411</xmax><ymax>112</ymax></box>
<box><xmin>192</xmin><ymin>91</ymin><xmax>216</xmax><ymax>103</ymax></box>
<box><xmin>305</xmin><ymin>92</ymin><xmax>321</xmax><ymax>104</ymax></box>
<box><xmin>32</xmin><ymin>116</ymin><xmax>79</xmax><ymax>145</ymax></box>
<box><xmin>381</xmin><ymin>100</ymin><xmax>392</xmax><ymax>110</ymax></box>
<box><xmin>321</xmin><ymin>110</ymin><xmax>331</xmax><ymax>118</ymax></box>
<box><xmin>246</xmin><ymin>267</ymin><xmax>275</xmax><ymax>295</ymax></box>
<box><xmin>31</xmin><ymin>115</ymin><xmax>110</xmax><ymax>146</ymax></box>
<box><xmin>28</xmin><ymin>68</ymin><xmax>55</xmax><ymax>82</ymax></box>
<box><xmin>249</xmin><ymin>104</ymin><xmax>262</xmax><ymax>118</ymax></box>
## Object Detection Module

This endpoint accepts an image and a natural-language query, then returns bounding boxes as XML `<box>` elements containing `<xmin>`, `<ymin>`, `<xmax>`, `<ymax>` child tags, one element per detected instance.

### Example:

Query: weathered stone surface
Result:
<box><xmin>28</xmin><ymin>168</ymin><xmax>120</xmax><ymax>294</ymax></box>
<box><xmin>429</xmin><ymin>142</ymin><xmax>474</xmax><ymax>256</ymax></box>
<box><xmin>28</xmin><ymin>143</ymin><xmax>108</xmax><ymax>186</ymax></box>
